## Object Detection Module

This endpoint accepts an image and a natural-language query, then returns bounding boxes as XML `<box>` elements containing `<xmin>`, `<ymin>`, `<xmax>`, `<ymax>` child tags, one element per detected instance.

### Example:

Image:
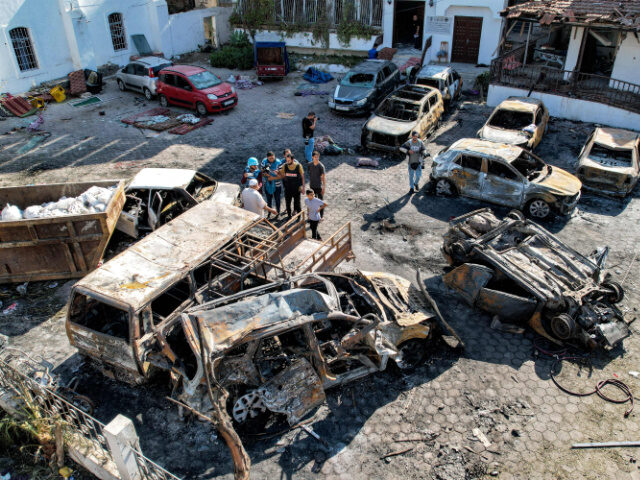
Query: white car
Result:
<box><xmin>115</xmin><ymin>57</ymin><xmax>173</xmax><ymax>100</ymax></box>
<box><xmin>410</xmin><ymin>65</ymin><xmax>462</xmax><ymax>107</ymax></box>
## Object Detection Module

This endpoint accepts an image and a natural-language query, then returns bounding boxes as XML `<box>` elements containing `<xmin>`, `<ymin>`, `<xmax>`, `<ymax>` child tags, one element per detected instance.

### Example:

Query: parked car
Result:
<box><xmin>410</xmin><ymin>65</ymin><xmax>462</xmax><ymax>107</ymax></box>
<box><xmin>442</xmin><ymin>208</ymin><xmax>630</xmax><ymax>349</ymax></box>
<box><xmin>115</xmin><ymin>57</ymin><xmax>173</xmax><ymax>100</ymax></box>
<box><xmin>156</xmin><ymin>65</ymin><xmax>237</xmax><ymax>115</ymax></box>
<box><xmin>430</xmin><ymin>138</ymin><xmax>581</xmax><ymax>219</ymax></box>
<box><xmin>576</xmin><ymin>127</ymin><xmax>640</xmax><ymax>197</ymax></box>
<box><xmin>328</xmin><ymin>59</ymin><xmax>400</xmax><ymax>115</ymax></box>
<box><xmin>177</xmin><ymin>271</ymin><xmax>437</xmax><ymax>432</ymax></box>
<box><xmin>116</xmin><ymin>168</ymin><xmax>240</xmax><ymax>238</ymax></box>
<box><xmin>478</xmin><ymin>97</ymin><xmax>548</xmax><ymax>150</ymax></box>
<box><xmin>361</xmin><ymin>84</ymin><xmax>444</xmax><ymax>152</ymax></box>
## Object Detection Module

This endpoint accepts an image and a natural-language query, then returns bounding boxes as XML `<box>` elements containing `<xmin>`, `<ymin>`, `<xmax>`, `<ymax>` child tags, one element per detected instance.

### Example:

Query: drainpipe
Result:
<box><xmin>58</xmin><ymin>0</ymin><xmax>82</xmax><ymax>70</ymax></box>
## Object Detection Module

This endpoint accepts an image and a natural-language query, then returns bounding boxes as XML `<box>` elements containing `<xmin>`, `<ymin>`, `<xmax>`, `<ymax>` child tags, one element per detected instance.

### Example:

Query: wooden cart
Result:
<box><xmin>0</xmin><ymin>180</ymin><xmax>125</xmax><ymax>283</ymax></box>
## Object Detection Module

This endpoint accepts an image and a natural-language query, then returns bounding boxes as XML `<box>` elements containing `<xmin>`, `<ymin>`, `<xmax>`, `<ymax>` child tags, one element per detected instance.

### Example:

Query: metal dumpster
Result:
<box><xmin>0</xmin><ymin>180</ymin><xmax>125</xmax><ymax>283</ymax></box>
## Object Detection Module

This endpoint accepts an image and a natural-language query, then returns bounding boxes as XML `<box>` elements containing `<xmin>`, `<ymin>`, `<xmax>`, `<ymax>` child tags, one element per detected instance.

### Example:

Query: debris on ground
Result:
<box><xmin>277</xmin><ymin>112</ymin><xmax>296</xmax><ymax>119</ymax></box>
<box><xmin>176</xmin><ymin>114</ymin><xmax>200</xmax><ymax>124</ymax></box>
<box><xmin>302</xmin><ymin>67</ymin><xmax>334</xmax><ymax>84</ymax></box>
<box><xmin>356</xmin><ymin>157</ymin><xmax>379</xmax><ymax>167</ymax></box>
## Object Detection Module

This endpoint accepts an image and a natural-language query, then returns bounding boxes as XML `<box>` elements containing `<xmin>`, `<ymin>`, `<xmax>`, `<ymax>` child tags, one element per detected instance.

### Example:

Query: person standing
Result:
<box><xmin>304</xmin><ymin>189</ymin><xmax>326</xmax><ymax>240</ymax></box>
<box><xmin>280</xmin><ymin>153</ymin><xmax>305</xmax><ymax>218</ymax></box>
<box><xmin>262</xmin><ymin>151</ymin><xmax>282</xmax><ymax>217</ymax></box>
<box><xmin>399</xmin><ymin>131</ymin><xmax>428</xmax><ymax>194</ymax></box>
<box><xmin>241</xmin><ymin>157</ymin><xmax>262</xmax><ymax>191</ymax></box>
<box><xmin>307</xmin><ymin>150</ymin><xmax>326</xmax><ymax>218</ymax></box>
<box><xmin>302</xmin><ymin>112</ymin><xmax>317</xmax><ymax>163</ymax></box>
<box><xmin>242</xmin><ymin>179</ymin><xmax>277</xmax><ymax>217</ymax></box>
<box><xmin>412</xmin><ymin>14</ymin><xmax>422</xmax><ymax>50</ymax></box>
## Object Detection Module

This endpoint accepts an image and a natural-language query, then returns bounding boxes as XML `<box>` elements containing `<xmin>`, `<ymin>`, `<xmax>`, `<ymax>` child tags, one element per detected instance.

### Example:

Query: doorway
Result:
<box><xmin>451</xmin><ymin>16</ymin><xmax>483</xmax><ymax>63</ymax></box>
<box><xmin>393</xmin><ymin>1</ymin><xmax>425</xmax><ymax>47</ymax></box>
<box><xmin>579</xmin><ymin>29</ymin><xmax>619</xmax><ymax>77</ymax></box>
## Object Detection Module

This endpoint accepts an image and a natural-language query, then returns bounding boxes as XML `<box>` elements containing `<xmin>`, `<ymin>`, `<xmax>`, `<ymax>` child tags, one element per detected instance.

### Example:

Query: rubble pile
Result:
<box><xmin>1</xmin><ymin>184</ymin><xmax>117</xmax><ymax>221</ymax></box>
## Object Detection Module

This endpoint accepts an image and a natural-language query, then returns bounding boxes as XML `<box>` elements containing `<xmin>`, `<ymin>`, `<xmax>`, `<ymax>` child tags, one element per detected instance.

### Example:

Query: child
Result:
<box><xmin>304</xmin><ymin>189</ymin><xmax>326</xmax><ymax>240</ymax></box>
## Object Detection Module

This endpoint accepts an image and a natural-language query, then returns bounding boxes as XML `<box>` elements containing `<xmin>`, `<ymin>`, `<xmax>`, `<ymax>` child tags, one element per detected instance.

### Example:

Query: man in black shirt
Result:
<box><xmin>412</xmin><ymin>14</ymin><xmax>422</xmax><ymax>50</ymax></box>
<box><xmin>302</xmin><ymin>111</ymin><xmax>317</xmax><ymax>163</ymax></box>
<box><xmin>279</xmin><ymin>153</ymin><xmax>305</xmax><ymax>218</ymax></box>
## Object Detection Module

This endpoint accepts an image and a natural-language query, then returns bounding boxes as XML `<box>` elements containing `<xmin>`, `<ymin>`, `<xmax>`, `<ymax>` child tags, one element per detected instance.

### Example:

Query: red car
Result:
<box><xmin>156</xmin><ymin>65</ymin><xmax>237</xmax><ymax>115</ymax></box>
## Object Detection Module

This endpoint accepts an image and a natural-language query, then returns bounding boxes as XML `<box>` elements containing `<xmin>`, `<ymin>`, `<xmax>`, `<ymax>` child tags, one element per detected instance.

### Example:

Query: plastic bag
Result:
<box><xmin>24</xmin><ymin>205</ymin><xmax>44</xmax><ymax>219</ymax></box>
<box><xmin>2</xmin><ymin>204</ymin><xmax>22</xmax><ymax>221</ymax></box>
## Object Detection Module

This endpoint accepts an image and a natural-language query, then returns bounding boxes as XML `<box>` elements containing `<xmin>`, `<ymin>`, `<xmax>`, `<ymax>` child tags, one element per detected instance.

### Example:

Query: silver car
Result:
<box><xmin>115</xmin><ymin>57</ymin><xmax>173</xmax><ymax>100</ymax></box>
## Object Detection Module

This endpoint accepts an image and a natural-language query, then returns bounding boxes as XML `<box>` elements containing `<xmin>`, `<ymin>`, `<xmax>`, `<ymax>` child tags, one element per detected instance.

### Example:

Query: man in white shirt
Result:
<box><xmin>242</xmin><ymin>179</ymin><xmax>277</xmax><ymax>217</ymax></box>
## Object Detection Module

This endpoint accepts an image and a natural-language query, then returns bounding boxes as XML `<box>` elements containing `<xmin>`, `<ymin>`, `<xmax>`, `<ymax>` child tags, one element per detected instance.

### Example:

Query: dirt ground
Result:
<box><xmin>1</xmin><ymin>53</ymin><xmax>640</xmax><ymax>480</ymax></box>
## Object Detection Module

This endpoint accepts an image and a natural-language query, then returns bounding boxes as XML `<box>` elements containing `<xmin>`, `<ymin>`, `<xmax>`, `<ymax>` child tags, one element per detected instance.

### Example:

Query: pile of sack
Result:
<box><xmin>1</xmin><ymin>185</ymin><xmax>117</xmax><ymax>221</ymax></box>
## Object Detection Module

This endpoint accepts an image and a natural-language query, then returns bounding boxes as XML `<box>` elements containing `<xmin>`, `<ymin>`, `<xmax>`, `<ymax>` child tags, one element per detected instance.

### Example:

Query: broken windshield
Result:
<box><xmin>489</xmin><ymin>109</ymin><xmax>534</xmax><ymax>130</ymax></box>
<box><xmin>341</xmin><ymin>72</ymin><xmax>375</xmax><ymax>88</ymax></box>
<box><xmin>188</xmin><ymin>71</ymin><xmax>222</xmax><ymax>89</ymax></box>
<box><xmin>590</xmin><ymin>143</ymin><xmax>633</xmax><ymax>166</ymax></box>
<box><xmin>376</xmin><ymin>99</ymin><xmax>420</xmax><ymax>122</ymax></box>
<box><xmin>417</xmin><ymin>78</ymin><xmax>441</xmax><ymax>89</ymax></box>
<box><xmin>511</xmin><ymin>152</ymin><xmax>547</xmax><ymax>181</ymax></box>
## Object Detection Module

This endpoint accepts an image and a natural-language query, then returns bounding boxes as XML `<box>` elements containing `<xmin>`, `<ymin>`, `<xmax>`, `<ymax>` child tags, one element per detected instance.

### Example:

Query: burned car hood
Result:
<box><xmin>480</xmin><ymin>126</ymin><xmax>529</xmax><ymax>146</ymax></box>
<box><xmin>335</xmin><ymin>85</ymin><xmax>370</xmax><ymax>101</ymax></box>
<box><xmin>366</xmin><ymin>116</ymin><xmax>415</xmax><ymax>136</ymax></box>
<box><xmin>186</xmin><ymin>288</ymin><xmax>337</xmax><ymax>354</ymax></box>
<box><xmin>535</xmin><ymin>166</ymin><xmax>582</xmax><ymax>196</ymax></box>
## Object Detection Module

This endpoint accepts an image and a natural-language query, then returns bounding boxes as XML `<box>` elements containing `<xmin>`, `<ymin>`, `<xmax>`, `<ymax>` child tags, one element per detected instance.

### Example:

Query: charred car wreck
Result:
<box><xmin>442</xmin><ymin>209</ymin><xmax>630</xmax><ymax>349</ymax></box>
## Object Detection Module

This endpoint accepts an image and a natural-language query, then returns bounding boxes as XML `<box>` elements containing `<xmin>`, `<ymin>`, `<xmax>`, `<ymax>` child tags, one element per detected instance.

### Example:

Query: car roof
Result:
<box><xmin>498</xmin><ymin>97</ymin><xmax>542</xmax><ymax>113</ymax></box>
<box><xmin>128</xmin><ymin>168</ymin><xmax>198</xmax><ymax>190</ymax></box>
<box><xmin>450</xmin><ymin>138</ymin><xmax>524</xmax><ymax>162</ymax></box>
<box><xmin>389</xmin><ymin>84</ymin><xmax>439</xmax><ymax>103</ymax></box>
<box><xmin>75</xmin><ymin>202</ymin><xmax>258</xmax><ymax>311</ymax></box>
<box><xmin>135</xmin><ymin>56</ymin><xmax>172</xmax><ymax>67</ymax></box>
<box><xmin>159</xmin><ymin>65</ymin><xmax>207</xmax><ymax>76</ymax></box>
<box><xmin>593</xmin><ymin>127</ymin><xmax>639</xmax><ymax>149</ymax></box>
<box><xmin>416</xmin><ymin>65</ymin><xmax>452</xmax><ymax>79</ymax></box>
<box><xmin>352</xmin><ymin>59</ymin><xmax>393</xmax><ymax>73</ymax></box>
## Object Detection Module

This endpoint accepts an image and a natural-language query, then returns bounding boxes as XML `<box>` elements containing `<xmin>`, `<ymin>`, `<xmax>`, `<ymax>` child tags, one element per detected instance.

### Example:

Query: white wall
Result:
<box><xmin>563</xmin><ymin>26</ymin><xmax>584</xmax><ymax>75</ymax></box>
<box><xmin>487</xmin><ymin>84</ymin><xmax>640</xmax><ymax>131</ymax></box>
<box><xmin>253</xmin><ymin>29</ymin><xmax>378</xmax><ymax>52</ymax></box>
<box><xmin>611</xmin><ymin>33</ymin><xmax>640</xmax><ymax>85</ymax></box>
<box><xmin>0</xmin><ymin>0</ymin><xmax>76</xmax><ymax>92</ymax></box>
<box><xmin>161</xmin><ymin>7</ymin><xmax>233</xmax><ymax>57</ymax></box>
<box><xmin>421</xmin><ymin>0</ymin><xmax>506</xmax><ymax>65</ymax></box>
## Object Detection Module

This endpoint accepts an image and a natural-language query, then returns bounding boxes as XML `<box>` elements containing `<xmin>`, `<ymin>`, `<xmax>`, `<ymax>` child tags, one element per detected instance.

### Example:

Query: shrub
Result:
<box><xmin>210</xmin><ymin>44</ymin><xmax>254</xmax><ymax>70</ymax></box>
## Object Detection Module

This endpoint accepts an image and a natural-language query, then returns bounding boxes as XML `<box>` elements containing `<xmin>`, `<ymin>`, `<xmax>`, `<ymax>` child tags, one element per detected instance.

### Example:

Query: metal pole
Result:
<box><xmin>523</xmin><ymin>22</ymin><xmax>532</xmax><ymax>66</ymax></box>
<box><xmin>572</xmin><ymin>441</ymin><xmax>640</xmax><ymax>449</ymax></box>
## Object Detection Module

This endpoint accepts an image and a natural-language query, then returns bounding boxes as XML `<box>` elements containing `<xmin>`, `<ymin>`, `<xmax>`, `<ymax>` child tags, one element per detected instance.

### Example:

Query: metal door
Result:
<box><xmin>452</xmin><ymin>16</ymin><xmax>483</xmax><ymax>64</ymax></box>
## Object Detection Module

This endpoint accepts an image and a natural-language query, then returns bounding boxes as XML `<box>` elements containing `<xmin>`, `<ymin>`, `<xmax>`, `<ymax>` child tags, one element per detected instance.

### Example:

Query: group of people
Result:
<box><xmin>241</xmin><ymin>112</ymin><xmax>327</xmax><ymax>240</ymax></box>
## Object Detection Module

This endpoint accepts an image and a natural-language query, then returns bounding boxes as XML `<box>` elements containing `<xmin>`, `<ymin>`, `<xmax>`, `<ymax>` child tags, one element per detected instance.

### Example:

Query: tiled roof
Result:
<box><xmin>503</xmin><ymin>0</ymin><xmax>640</xmax><ymax>29</ymax></box>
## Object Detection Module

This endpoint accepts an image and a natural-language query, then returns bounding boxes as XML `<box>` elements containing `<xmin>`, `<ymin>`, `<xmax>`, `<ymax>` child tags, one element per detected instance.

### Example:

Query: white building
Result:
<box><xmin>0</xmin><ymin>0</ymin><xmax>233</xmax><ymax>94</ymax></box>
<box><xmin>487</xmin><ymin>0</ymin><xmax>640</xmax><ymax>129</ymax></box>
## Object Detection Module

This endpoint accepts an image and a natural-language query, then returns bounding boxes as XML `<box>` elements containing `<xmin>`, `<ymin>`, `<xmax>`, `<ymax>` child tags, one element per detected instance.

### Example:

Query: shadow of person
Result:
<box><xmin>361</xmin><ymin>190</ymin><xmax>412</xmax><ymax>232</ymax></box>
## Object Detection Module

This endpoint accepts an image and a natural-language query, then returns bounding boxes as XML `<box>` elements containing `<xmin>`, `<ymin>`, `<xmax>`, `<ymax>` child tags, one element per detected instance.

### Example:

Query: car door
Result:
<box><xmin>122</xmin><ymin>63</ymin><xmax>136</xmax><ymax>89</ymax></box>
<box><xmin>532</xmin><ymin>106</ymin><xmax>549</xmax><ymax>148</ymax></box>
<box><xmin>374</xmin><ymin>70</ymin><xmax>386</xmax><ymax>103</ymax></box>
<box><xmin>148</xmin><ymin>190</ymin><xmax>163</xmax><ymax>230</ymax></box>
<box><xmin>451</xmin><ymin>70</ymin><xmax>462</xmax><ymax>99</ymax></box>
<box><xmin>482</xmin><ymin>159</ymin><xmax>525</xmax><ymax>207</ymax></box>
<box><xmin>132</xmin><ymin>63</ymin><xmax>148</xmax><ymax>91</ymax></box>
<box><xmin>451</xmin><ymin>154</ymin><xmax>485</xmax><ymax>198</ymax></box>
<box><xmin>161</xmin><ymin>73</ymin><xmax>177</xmax><ymax>104</ymax></box>
<box><xmin>381</xmin><ymin>66</ymin><xmax>394</xmax><ymax>95</ymax></box>
<box><xmin>419</xmin><ymin>94</ymin><xmax>437</xmax><ymax>136</ymax></box>
<box><xmin>174</xmin><ymin>75</ymin><xmax>195</xmax><ymax>107</ymax></box>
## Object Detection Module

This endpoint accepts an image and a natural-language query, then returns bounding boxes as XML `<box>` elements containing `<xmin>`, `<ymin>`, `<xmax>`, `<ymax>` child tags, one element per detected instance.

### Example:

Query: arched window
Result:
<box><xmin>108</xmin><ymin>13</ymin><xmax>127</xmax><ymax>51</ymax></box>
<box><xmin>9</xmin><ymin>27</ymin><xmax>38</xmax><ymax>71</ymax></box>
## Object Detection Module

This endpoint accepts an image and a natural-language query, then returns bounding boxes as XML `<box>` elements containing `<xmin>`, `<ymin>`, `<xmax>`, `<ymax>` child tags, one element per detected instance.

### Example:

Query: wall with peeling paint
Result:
<box><xmin>487</xmin><ymin>84</ymin><xmax>640</xmax><ymax>131</ymax></box>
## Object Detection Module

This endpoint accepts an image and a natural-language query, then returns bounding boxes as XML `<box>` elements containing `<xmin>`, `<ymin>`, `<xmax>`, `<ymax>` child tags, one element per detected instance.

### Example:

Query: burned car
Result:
<box><xmin>173</xmin><ymin>271</ymin><xmax>437</xmax><ymax>432</ymax></box>
<box><xmin>116</xmin><ymin>168</ymin><xmax>240</xmax><ymax>238</ymax></box>
<box><xmin>576</xmin><ymin>127</ymin><xmax>640</xmax><ymax>197</ymax></box>
<box><xmin>328</xmin><ymin>59</ymin><xmax>400</xmax><ymax>115</ymax></box>
<box><xmin>442</xmin><ymin>209</ymin><xmax>630</xmax><ymax>349</ymax></box>
<box><xmin>478</xmin><ymin>97</ymin><xmax>548</xmax><ymax>150</ymax></box>
<box><xmin>409</xmin><ymin>64</ymin><xmax>462</xmax><ymax>108</ymax></box>
<box><xmin>361</xmin><ymin>84</ymin><xmax>444</xmax><ymax>152</ymax></box>
<box><xmin>430</xmin><ymin>138</ymin><xmax>581</xmax><ymax>219</ymax></box>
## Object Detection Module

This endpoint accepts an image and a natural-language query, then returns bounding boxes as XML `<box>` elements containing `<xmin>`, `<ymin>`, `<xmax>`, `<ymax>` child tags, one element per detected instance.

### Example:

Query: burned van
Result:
<box><xmin>66</xmin><ymin>202</ymin><xmax>354</xmax><ymax>383</ymax></box>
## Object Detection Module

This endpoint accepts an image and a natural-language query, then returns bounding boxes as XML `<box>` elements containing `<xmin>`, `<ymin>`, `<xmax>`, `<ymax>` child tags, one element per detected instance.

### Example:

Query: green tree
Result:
<box><xmin>231</xmin><ymin>0</ymin><xmax>275</xmax><ymax>43</ymax></box>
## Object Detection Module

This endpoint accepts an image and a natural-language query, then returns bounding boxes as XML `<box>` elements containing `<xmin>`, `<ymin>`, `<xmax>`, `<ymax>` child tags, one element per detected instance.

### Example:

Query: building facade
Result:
<box><xmin>0</xmin><ymin>0</ymin><xmax>232</xmax><ymax>94</ymax></box>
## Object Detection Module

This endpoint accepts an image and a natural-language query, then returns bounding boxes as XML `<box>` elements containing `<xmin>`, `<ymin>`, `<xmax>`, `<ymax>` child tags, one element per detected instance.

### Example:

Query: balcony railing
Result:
<box><xmin>490</xmin><ymin>54</ymin><xmax>640</xmax><ymax>115</ymax></box>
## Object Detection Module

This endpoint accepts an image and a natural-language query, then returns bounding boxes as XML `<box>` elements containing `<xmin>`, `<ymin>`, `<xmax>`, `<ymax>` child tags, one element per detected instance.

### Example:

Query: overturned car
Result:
<box><xmin>442</xmin><ymin>209</ymin><xmax>630</xmax><ymax>349</ymax></box>
<box><xmin>172</xmin><ymin>272</ymin><xmax>437</xmax><ymax>430</ymax></box>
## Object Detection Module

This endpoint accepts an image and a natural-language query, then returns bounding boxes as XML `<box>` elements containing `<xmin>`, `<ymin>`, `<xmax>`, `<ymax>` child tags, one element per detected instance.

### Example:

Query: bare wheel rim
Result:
<box><xmin>436</xmin><ymin>179</ymin><xmax>452</xmax><ymax>196</ymax></box>
<box><xmin>529</xmin><ymin>199</ymin><xmax>550</xmax><ymax>218</ymax></box>
<box><xmin>232</xmin><ymin>391</ymin><xmax>266</xmax><ymax>423</ymax></box>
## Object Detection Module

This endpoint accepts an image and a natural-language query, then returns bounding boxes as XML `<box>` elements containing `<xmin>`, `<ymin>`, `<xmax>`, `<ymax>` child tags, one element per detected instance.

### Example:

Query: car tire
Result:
<box><xmin>603</xmin><ymin>281</ymin><xmax>624</xmax><ymax>304</ymax></box>
<box><xmin>507</xmin><ymin>210</ymin><xmax>525</xmax><ymax>221</ymax></box>
<box><xmin>117</xmin><ymin>79</ymin><xmax>125</xmax><ymax>91</ymax></box>
<box><xmin>143</xmin><ymin>88</ymin><xmax>153</xmax><ymax>100</ymax></box>
<box><xmin>159</xmin><ymin>94</ymin><xmax>168</xmax><ymax>108</ymax></box>
<box><xmin>394</xmin><ymin>339</ymin><xmax>428</xmax><ymax>371</ymax></box>
<box><xmin>526</xmin><ymin>198</ymin><xmax>551</xmax><ymax>220</ymax></box>
<box><xmin>196</xmin><ymin>102</ymin><xmax>208</xmax><ymax>116</ymax></box>
<box><xmin>434</xmin><ymin>178</ymin><xmax>457</xmax><ymax>197</ymax></box>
